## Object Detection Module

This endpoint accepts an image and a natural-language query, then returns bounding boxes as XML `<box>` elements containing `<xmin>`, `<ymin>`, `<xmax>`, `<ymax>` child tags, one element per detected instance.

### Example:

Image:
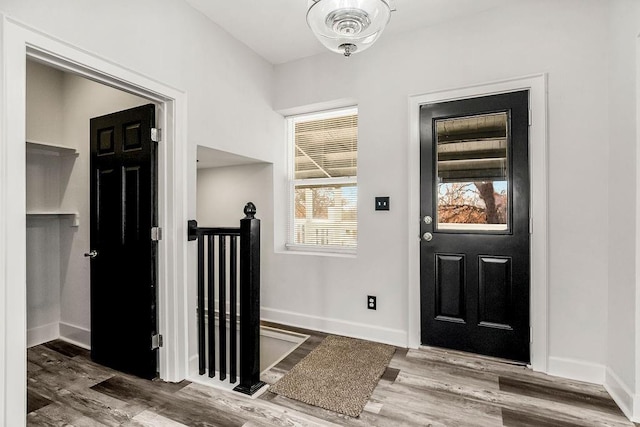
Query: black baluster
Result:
<box><xmin>197</xmin><ymin>232</ymin><xmax>205</xmax><ymax>375</ymax></box>
<box><xmin>229</xmin><ymin>235</ymin><xmax>238</xmax><ymax>384</ymax></box>
<box><xmin>219</xmin><ymin>235</ymin><xmax>227</xmax><ymax>381</ymax></box>
<box><xmin>207</xmin><ymin>235</ymin><xmax>216</xmax><ymax>378</ymax></box>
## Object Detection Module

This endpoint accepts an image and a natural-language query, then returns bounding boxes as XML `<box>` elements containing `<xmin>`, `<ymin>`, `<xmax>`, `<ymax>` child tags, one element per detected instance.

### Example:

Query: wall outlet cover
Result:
<box><xmin>368</xmin><ymin>295</ymin><xmax>377</xmax><ymax>310</ymax></box>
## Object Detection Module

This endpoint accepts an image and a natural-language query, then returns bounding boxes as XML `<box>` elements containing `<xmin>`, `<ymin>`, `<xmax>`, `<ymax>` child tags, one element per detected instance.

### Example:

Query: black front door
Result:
<box><xmin>89</xmin><ymin>104</ymin><xmax>158</xmax><ymax>379</ymax></box>
<box><xmin>420</xmin><ymin>91</ymin><xmax>530</xmax><ymax>363</ymax></box>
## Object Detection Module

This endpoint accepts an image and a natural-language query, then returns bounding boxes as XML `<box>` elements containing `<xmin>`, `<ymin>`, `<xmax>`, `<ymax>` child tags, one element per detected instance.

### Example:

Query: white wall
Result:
<box><xmin>270</xmin><ymin>0</ymin><xmax>611</xmax><ymax>361</ymax></box>
<box><xmin>197</xmin><ymin>163</ymin><xmax>273</xmax><ymax>228</ymax></box>
<box><xmin>25</xmin><ymin>217</ymin><xmax>62</xmax><ymax>345</ymax></box>
<box><xmin>26</xmin><ymin>60</ymin><xmax>63</xmax><ymax>145</ymax></box>
<box><xmin>25</xmin><ymin>60</ymin><xmax>149</xmax><ymax>347</ymax></box>
<box><xmin>605</xmin><ymin>0</ymin><xmax>640</xmax><ymax>418</ymax></box>
<box><xmin>0</xmin><ymin>0</ymin><xmax>280</xmax><ymax>164</ymax></box>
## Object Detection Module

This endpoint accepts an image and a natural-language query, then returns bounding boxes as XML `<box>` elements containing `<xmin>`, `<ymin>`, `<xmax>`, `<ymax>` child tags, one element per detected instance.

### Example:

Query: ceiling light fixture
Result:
<box><xmin>306</xmin><ymin>0</ymin><xmax>392</xmax><ymax>57</ymax></box>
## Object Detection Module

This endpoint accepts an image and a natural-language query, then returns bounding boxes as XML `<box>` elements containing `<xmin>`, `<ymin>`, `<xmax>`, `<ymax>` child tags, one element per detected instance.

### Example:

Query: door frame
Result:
<box><xmin>407</xmin><ymin>74</ymin><xmax>548</xmax><ymax>373</ymax></box>
<box><xmin>0</xmin><ymin>16</ymin><xmax>190</xmax><ymax>425</ymax></box>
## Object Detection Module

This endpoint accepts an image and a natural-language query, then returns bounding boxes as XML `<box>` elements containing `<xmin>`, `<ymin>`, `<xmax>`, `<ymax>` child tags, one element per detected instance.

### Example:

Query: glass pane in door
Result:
<box><xmin>435</xmin><ymin>112</ymin><xmax>509</xmax><ymax>232</ymax></box>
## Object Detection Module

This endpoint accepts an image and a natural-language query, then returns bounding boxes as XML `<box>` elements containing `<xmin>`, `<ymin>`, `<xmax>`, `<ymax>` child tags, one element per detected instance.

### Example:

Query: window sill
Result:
<box><xmin>283</xmin><ymin>244</ymin><xmax>357</xmax><ymax>258</ymax></box>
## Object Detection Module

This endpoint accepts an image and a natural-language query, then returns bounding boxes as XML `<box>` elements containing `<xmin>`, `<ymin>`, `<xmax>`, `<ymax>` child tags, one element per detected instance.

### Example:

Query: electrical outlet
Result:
<box><xmin>367</xmin><ymin>295</ymin><xmax>377</xmax><ymax>310</ymax></box>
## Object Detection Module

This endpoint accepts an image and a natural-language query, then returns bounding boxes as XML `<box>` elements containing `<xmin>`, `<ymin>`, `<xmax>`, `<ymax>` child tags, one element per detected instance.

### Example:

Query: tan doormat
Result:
<box><xmin>269</xmin><ymin>335</ymin><xmax>395</xmax><ymax>417</ymax></box>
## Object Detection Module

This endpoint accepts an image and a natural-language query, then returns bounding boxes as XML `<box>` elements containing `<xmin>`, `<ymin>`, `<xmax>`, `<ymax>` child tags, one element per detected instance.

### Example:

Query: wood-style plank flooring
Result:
<box><xmin>27</xmin><ymin>325</ymin><xmax>637</xmax><ymax>426</ymax></box>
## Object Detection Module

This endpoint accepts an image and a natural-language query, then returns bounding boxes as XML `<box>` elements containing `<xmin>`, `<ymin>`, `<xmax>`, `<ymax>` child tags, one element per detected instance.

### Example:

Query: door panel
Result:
<box><xmin>124</xmin><ymin>166</ymin><xmax>141</xmax><ymax>243</ymax></box>
<box><xmin>420</xmin><ymin>91</ymin><xmax>530</xmax><ymax>363</ymax></box>
<box><xmin>90</xmin><ymin>104</ymin><xmax>158</xmax><ymax>379</ymax></box>
<box><xmin>478</xmin><ymin>256</ymin><xmax>512</xmax><ymax>328</ymax></box>
<box><xmin>435</xmin><ymin>254</ymin><xmax>465</xmax><ymax>321</ymax></box>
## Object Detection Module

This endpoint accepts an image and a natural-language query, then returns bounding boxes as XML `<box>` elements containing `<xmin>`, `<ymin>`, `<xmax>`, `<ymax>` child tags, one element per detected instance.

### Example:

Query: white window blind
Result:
<box><xmin>288</xmin><ymin>108</ymin><xmax>358</xmax><ymax>252</ymax></box>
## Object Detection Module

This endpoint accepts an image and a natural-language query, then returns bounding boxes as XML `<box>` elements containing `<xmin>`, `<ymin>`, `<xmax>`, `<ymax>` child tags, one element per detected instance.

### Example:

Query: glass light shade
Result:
<box><xmin>307</xmin><ymin>0</ymin><xmax>391</xmax><ymax>57</ymax></box>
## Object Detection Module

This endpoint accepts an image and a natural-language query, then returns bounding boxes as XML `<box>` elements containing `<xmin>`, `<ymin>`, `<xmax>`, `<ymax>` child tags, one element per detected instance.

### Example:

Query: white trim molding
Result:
<box><xmin>59</xmin><ymin>322</ymin><xmax>91</xmax><ymax>349</ymax></box>
<box><xmin>547</xmin><ymin>356</ymin><xmax>605</xmax><ymax>384</ymax></box>
<box><xmin>0</xmin><ymin>16</ymin><xmax>189</xmax><ymax>426</ymax></box>
<box><xmin>27</xmin><ymin>322</ymin><xmax>59</xmax><ymax>348</ymax></box>
<box><xmin>635</xmin><ymin>31</ymin><xmax>640</xmax><ymax>426</ymax></box>
<box><xmin>0</xmin><ymin>15</ymin><xmax>6</xmax><ymax>424</ymax></box>
<box><xmin>262</xmin><ymin>307</ymin><xmax>407</xmax><ymax>347</ymax></box>
<box><xmin>406</xmin><ymin>74</ymin><xmax>549</xmax><ymax>374</ymax></box>
<box><xmin>27</xmin><ymin>321</ymin><xmax>91</xmax><ymax>350</ymax></box>
<box><xmin>605</xmin><ymin>367</ymin><xmax>636</xmax><ymax>422</ymax></box>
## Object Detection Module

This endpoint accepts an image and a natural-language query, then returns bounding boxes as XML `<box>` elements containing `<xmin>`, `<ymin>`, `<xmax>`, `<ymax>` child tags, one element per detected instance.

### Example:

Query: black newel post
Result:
<box><xmin>233</xmin><ymin>202</ymin><xmax>266</xmax><ymax>395</ymax></box>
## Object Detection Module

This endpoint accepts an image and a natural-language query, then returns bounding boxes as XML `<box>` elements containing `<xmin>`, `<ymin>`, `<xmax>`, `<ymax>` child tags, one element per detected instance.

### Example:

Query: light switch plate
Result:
<box><xmin>375</xmin><ymin>196</ymin><xmax>390</xmax><ymax>211</ymax></box>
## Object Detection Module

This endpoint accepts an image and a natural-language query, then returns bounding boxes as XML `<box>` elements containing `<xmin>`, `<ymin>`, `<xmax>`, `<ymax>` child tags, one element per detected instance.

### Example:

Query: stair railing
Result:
<box><xmin>187</xmin><ymin>202</ymin><xmax>265</xmax><ymax>395</ymax></box>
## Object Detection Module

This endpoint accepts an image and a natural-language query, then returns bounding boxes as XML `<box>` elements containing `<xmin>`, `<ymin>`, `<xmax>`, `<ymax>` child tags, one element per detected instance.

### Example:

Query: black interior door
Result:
<box><xmin>420</xmin><ymin>91</ymin><xmax>530</xmax><ymax>363</ymax></box>
<box><xmin>89</xmin><ymin>104</ymin><xmax>158</xmax><ymax>379</ymax></box>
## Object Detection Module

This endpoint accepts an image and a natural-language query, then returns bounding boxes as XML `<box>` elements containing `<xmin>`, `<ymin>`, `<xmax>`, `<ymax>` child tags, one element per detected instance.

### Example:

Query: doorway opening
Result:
<box><xmin>2</xmin><ymin>19</ymin><xmax>189</xmax><ymax>424</ymax></box>
<box><xmin>25</xmin><ymin>60</ymin><xmax>153</xmax><ymax>356</ymax></box>
<box><xmin>407</xmin><ymin>75</ymin><xmax>548</xmax><ymax>372</ymax></box>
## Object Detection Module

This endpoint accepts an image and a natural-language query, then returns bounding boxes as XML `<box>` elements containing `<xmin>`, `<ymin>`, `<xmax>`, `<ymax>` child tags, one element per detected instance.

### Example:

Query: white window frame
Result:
<box><xmin>285</xmin><ymin>107</ymin><xmax>358</xmax><ymax>255</ymax></box>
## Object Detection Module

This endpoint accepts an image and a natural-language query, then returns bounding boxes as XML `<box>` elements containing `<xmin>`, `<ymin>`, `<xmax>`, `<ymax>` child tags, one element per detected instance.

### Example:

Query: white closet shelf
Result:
<box><xmin>26</xmin><ymin>211</ymin><xmax>80</xmax><ymax>227</ymax></box>
<box><xmin>26</xmin><ymin>140</ymin><xmax>78</xmax><ymax>156</ymax></box>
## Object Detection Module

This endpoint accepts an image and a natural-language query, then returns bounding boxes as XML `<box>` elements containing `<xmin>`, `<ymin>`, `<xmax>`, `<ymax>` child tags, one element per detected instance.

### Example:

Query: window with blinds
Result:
<box><xmin>287</xmin><ymin>108</ymin><xmax>358</xmax><ymax>252</ymax></box>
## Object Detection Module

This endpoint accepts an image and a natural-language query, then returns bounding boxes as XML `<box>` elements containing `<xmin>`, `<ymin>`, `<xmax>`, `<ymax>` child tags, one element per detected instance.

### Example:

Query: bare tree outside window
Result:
<box><xmin>437</xmin><ymin>181</ymin><xmax>507</xmax><ymax>225</ymax></box>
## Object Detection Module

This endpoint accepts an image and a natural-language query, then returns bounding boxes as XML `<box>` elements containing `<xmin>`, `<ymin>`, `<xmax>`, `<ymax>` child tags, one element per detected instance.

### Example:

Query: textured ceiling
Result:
<box><xmin>185</xmin><ymin>0</ymin><xmax>510</xmax><ymax>65</ymax></box>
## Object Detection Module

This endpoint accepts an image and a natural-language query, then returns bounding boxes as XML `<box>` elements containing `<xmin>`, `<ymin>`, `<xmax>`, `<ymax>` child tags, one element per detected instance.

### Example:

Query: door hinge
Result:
<box><xmin>530</xmin><ymin>327</ymin><xmax>533</xmax><ymax>343</ymax></box>
<box><xmin>151</xmin><ymin>334</ymin><xmax>163</xmax><ymax>350</ymax></box>
<box><xmin>528</xmin><ymin>109</ymin><xmax>532</xmax><ymax>126</ymax></box>
<box><xmin>529</xmin><ymin>217</ymin><xmax>533</xmax><ymax>234</ymax></box>
<box><xmin>151</xmin><ymin>227</ymin><xmax>162</xmax><ymax>241</ymax></box>
<box><xmin>151</xmin><ymin>128</ymin><xmax>161</xmax><ymax>142</ymax></box>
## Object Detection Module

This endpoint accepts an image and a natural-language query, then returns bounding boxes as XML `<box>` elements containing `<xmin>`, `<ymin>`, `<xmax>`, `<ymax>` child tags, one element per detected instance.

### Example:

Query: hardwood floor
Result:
<box><xmin>27</xmin><ymin>326</ymin><xmax>637</xmax><ymax>426</ymax></box>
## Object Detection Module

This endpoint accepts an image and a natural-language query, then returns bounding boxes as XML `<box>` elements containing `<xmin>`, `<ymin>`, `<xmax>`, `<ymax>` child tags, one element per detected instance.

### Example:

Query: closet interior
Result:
<box><xmin>26</xmin><ymin>59</ymin><xmax>148</xmax><ymax>350</ymax></box>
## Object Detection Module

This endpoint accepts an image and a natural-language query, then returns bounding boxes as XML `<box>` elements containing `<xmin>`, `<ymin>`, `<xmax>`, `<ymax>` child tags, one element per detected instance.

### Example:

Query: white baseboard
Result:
<box><xmin>28</xmin><ymin>321</ymin><xmax>91</xmax><ymax>349</ymax></box>
<box><xmin>59</xmin><ymin>321</ymin><xmax>90</xmax><ymax>349</ymax></box>
<box><xmin>261</xmin><ymin>307</ymin><xmax>407</xmax><ymax>347</ymax></box>
<box><xmin>186</xmin><ymin>363</ymin><xmax>269</xmax><ymax>400</ymax></box>
<box><xmin>547</xmin><ymin>356</ymin><xmax>605</xmax><ymax>384</ymax></box>
<box><xmin>27</xmin><ymin>322</ymin><xmax>59</xmax><ymax>348</ymax></box>
<box><xmin>634</xmin><ymin>395</ymin><xmax>640</xmax><ymax>423</ymax></box>
<box><xmin>189</xmin><ymin>354</ymin><xmax>199</xmax><ymax>376</ymax></box>
<box><xmin>604</xmin><ymin>367</ymin><xmax>635</xmax><ymax>421</ymax></box>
